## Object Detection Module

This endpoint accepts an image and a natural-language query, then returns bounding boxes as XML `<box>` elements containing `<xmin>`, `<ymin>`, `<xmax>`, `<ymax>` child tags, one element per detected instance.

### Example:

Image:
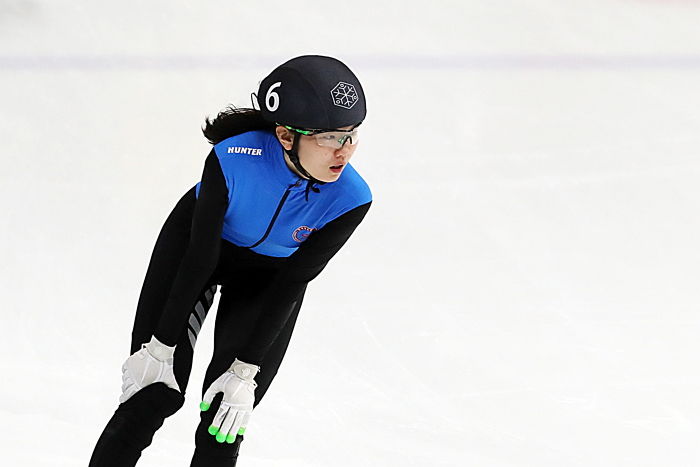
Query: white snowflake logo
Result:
<box><xmin>330</xmin><ymin>82</ymin><xmax>359</xmax><ymax>109</ymax></box>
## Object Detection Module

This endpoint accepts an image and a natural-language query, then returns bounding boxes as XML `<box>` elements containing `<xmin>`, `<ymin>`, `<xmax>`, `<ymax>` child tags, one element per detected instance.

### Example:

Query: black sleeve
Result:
<box><xmin>236</xmin><ymin>201</ymin><xmax>372</xmax><ymax>366</ymax></box>
<box><xmin>154</xmin><ymin>149</ymin><xmax>228</xmax><ymax>346</ymax></box>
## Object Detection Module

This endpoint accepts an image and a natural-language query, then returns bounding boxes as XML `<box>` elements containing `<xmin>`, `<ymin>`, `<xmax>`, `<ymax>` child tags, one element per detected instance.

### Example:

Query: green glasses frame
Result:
<box><xmin>278</xmin><ymin>122</ymin><xmax>361</xmax><ymax>148</ymax></box>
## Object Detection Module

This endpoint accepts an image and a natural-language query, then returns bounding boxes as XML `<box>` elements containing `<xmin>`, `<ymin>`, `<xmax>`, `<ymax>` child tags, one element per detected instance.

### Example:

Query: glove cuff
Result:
<box><xmin>145</xmin><ymin>335</ymin><xmax>176</xmax><ymax>361</ymax></box>
<box><xmin>229</xmin><ymin>358</ymin><xmax>260</xmax><ymax>383</ymax></box>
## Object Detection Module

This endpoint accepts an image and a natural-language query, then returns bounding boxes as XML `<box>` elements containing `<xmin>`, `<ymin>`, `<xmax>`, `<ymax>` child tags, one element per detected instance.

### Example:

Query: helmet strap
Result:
<box><xmin>284</xmin><ymin>133</ymin><xmax>326</xmax><ymax>186</ymax></box>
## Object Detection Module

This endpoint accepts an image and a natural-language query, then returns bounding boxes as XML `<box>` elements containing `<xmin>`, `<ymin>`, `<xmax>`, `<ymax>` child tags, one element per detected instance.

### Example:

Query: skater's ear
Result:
<box><xmin>274</xmin><ymin>126</ymin><xmax>295</xmax><ymax>150</ymax></box>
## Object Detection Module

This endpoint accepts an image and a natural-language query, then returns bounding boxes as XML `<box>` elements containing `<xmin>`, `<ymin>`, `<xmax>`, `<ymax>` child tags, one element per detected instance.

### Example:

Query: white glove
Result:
<box><xmin>200</xmin><ymin>359</ymin><xmax>260</xmax><ymax>444</ymax></box>
<box><xmin>119</xmin><ymin>335</ymin><xmax>181</xmax><ymax>404</ymax></box>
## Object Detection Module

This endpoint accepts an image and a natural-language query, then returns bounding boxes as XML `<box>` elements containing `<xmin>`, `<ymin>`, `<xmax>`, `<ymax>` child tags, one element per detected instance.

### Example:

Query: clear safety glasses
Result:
<box><xmin>282</xmin><ymin>124</ymin><xmax>361</xmax><ymax>149</ymax></box>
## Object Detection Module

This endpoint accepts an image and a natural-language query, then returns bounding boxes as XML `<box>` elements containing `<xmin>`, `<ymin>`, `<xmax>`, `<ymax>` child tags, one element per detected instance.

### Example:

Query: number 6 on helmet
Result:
<box><xmin>200</xmin><ymin>359</ymin><xmax>261</xmax><ymax>444</ymax></box>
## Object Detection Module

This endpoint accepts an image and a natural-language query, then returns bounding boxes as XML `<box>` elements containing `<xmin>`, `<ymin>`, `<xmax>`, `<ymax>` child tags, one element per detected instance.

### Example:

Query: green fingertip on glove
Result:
<box><xmin>205</xmin><ymin>422</ymin><xmax>246</xmax><ymax>442</ymax></box>
<box><xmin>200</xmin><ymin>401</ymin><xmax>210</xmax><ymax>411</ymax></box>
<box><xmin>207</xmin><ymin>426</ymin><xmax>243</xmax><ymax>443</ymax></box>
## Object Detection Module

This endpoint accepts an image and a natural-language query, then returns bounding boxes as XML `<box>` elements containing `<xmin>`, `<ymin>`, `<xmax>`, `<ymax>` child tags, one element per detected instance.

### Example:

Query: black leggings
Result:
<box><xmin>89</xmin><ymin>188</ymin><xmax>307</xmax><ymax>467</ymax></box>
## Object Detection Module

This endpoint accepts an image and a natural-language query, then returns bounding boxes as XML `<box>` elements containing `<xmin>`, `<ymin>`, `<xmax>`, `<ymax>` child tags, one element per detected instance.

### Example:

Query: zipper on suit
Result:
<box><xmin>247</xmin><ymin>180</ymin><xmax>302</xmax><ymax>248</ymax></box>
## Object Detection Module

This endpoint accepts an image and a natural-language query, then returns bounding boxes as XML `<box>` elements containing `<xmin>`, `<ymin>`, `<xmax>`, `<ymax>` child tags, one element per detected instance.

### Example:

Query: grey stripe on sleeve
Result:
<box><xmin>204</xmin><ymin>286</ymin><xmax>216</xmax><ymax>307</ymax></box>
<box><xmin>188</xmin><ymin>313</ymin><xmax>201</xmax><ymax>335</ymax></box>
<box><xmin>194</xmin><ymin>301</ymin><xmax>206</xmax><ymax>324</ymax></box>
<box><xmin>188</xmin><ymin>328</ymin><xmax>197</xmax><ymax>350</ymax></box>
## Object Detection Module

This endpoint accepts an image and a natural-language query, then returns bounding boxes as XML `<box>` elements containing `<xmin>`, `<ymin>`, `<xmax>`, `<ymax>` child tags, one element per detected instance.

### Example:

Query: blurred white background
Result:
<box><xmin>2</xmin><ymin>1</ymin><xmax>700</xmax><ymax>466</ymax></box>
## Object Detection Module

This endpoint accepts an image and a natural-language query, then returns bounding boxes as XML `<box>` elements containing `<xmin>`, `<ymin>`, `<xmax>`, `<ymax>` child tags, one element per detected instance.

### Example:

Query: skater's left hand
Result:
<box><xmin>200</xmin><ymin>359</ymin><xmax>260</xmax><ymax>444</ymax></box>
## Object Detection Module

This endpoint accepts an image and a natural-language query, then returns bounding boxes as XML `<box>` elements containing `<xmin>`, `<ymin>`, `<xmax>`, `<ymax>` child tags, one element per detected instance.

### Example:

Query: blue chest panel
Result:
<box><xmin>195</xmin><ymin>130</ymin><xmax>372</xmax><ymax>257</ymax></box>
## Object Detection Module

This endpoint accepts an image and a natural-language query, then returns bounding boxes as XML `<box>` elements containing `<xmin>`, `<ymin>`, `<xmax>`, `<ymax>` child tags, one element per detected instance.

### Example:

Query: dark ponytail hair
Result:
<box><xmin>202</xmin><ymin>106</ymin><xmax>277</xmax><ymax>145</ymax></box>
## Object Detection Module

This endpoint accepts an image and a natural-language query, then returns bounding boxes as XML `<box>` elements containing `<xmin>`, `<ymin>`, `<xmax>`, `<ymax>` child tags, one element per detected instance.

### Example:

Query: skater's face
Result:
<box><xmin>275</xmin><ymin>125</ymin><xmax>359</xmax><ymax>183</ymax></box>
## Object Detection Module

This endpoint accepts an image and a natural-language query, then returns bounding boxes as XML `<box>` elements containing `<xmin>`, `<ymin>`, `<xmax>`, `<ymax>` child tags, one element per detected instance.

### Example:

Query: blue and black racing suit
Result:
<box><xmin>89</xmin><ymin>130</ymin><xmax>372</xmax><ymax>467</ymax></box>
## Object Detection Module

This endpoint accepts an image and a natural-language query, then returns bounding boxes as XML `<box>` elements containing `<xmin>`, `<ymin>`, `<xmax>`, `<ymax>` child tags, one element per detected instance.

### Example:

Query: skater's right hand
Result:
<box><xmin>119</xmin><ymin>335</ymin><xmax>181</xmax><ymax>404</ymax></box>
<box><xmin>200</xmin><ymin>359</ymin><xmax>260</xmax><ymax>444</ymax></box>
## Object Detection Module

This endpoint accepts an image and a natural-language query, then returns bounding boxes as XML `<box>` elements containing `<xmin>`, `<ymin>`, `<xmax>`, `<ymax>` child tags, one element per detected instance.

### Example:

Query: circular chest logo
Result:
<box><xmin>292</xmin><ymin>226</ymin><xmax>316</xmax><ymax>242</ymax></box>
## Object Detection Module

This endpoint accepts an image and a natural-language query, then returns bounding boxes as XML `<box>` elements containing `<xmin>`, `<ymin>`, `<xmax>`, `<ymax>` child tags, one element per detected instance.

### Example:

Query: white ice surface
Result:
<box><xmin>2</xmin><ymin>1</ymin><xmax>700</xmax><ymax>466</ymax></box>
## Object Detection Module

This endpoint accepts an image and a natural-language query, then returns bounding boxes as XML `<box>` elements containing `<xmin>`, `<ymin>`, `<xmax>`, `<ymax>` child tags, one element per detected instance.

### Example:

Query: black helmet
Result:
<box><xmin>255</xmin><ymin>55</ymin><xmax>366</xmax><ymax>199</ymax></box>
<box><xmin>257</xmin><ymin>55</ymin><xmax>366</xmax><ymax>130</ymax></box>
